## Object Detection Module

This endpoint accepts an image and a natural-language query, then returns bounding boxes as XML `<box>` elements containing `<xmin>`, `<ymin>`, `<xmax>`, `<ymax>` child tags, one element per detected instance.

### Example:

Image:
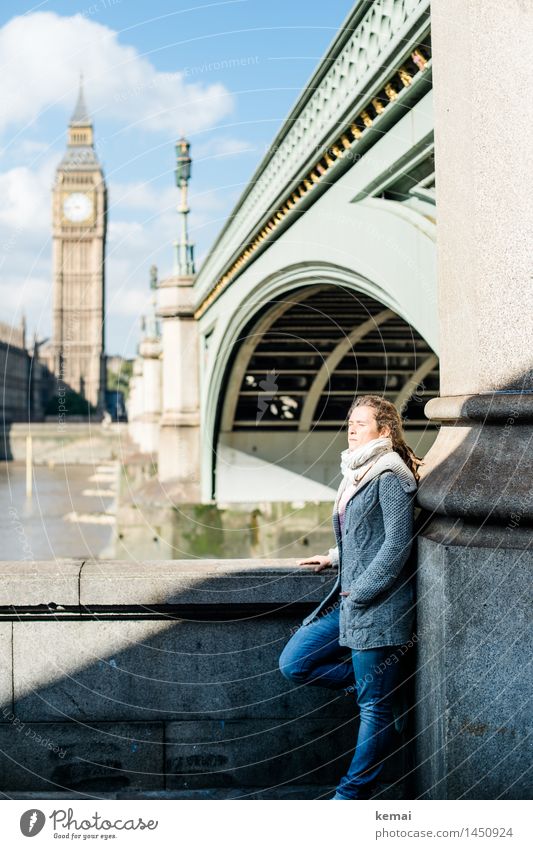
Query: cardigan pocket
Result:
<box><xmin>347</xmin><ymin>600</ymin><xmax>374</xmax><ymax>629</ymax></box>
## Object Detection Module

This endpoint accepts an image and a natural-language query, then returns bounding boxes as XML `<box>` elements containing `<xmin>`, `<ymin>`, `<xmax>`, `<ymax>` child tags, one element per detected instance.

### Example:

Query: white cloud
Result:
<box><xmin>0</xmin><ymin>274</ymin><xmax>51</xmax><ymax>334</ymax></box>
<box><xmin>0</xmin><ymin>158</ymin><xmax>55</xmax><ymax>232</ymax></box>
<box><xmin>0</xmin><ymin>11</ymin><xmax>234</xmax><ymax>138</ymax></box>
<box><xmin>0</xmin><ymin>155</ymin><xmax>56</xmax><ymax>331</ymax></box>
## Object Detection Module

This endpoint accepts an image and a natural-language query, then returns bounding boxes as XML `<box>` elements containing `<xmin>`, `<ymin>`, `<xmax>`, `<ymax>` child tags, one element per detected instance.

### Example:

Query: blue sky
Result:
<box><xmin>0</xmin><ymin>0</ymin><xmax>355</xmax><ymax>357</ymax></box>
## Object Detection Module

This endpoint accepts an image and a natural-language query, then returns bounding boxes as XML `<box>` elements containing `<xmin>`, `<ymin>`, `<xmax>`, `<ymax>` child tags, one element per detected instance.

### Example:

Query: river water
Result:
<box><xmin>0</xmin><ymin>461</ymin><xmax>118</xmax><ymax>561</ymax></box>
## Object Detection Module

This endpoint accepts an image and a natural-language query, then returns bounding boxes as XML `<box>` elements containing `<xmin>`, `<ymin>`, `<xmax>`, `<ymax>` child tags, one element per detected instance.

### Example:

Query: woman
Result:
<box><xmin>278</xmin><ymin>394</ymin><xmax>421</xmax><ymax>800</ymax></box>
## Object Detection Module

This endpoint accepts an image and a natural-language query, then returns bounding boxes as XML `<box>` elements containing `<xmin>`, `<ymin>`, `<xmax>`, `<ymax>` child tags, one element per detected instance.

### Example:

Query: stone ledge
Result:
<box><xmin>418</xmin><ymin>517</ymin><xmax>533</xmax><ymax>549</ymax></box>
<box><xmin>425</xmin><ymin>392</ymin><xmax>533</xmax><ymax>423</ymax></box>
<box><xmin>0</xmin><ymin>560</ymin><xmax>84</xmax><ymax>607</ymax></box>
<box><xmin>80</xmin><ymin>559</ymin><xmax>334</xmax><ymax>607</ymax></box>
<box><xmin>0</xmin><ymin>559</ymin><xmax>337</xmax><ymax>610</ymax></box>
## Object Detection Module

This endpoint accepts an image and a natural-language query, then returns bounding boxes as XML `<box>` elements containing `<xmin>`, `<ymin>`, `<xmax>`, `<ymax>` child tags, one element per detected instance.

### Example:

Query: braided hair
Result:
<box><xmin>348</xmin><ymin>394</ymin><xmax>423</xmax><ymax>482</ymax></box>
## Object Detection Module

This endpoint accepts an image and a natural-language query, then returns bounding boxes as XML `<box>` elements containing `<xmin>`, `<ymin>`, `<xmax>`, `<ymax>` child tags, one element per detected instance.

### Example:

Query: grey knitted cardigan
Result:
<box><xmin>301</xmin><ymin>453</ymin><xmax>417</xmax><ymax>650</ymax></box>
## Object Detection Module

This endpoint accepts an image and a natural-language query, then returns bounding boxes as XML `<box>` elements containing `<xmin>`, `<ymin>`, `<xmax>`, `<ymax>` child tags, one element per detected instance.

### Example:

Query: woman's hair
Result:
<box><xmin>348</xmin><ymin>394</ymin><xmax>423</xmax><ymax>481</ymax></box>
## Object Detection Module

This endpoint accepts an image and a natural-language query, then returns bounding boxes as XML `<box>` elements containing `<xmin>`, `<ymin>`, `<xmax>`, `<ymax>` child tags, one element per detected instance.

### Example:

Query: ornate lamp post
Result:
<box><xmin>155</xmin><ymin>138</ymin><xmax>200</xmax><ymax>496</ymax></box>
<box><xmin>144</xmin><ymin>264</ymin><xmax>161</xmax><ymax>341</ymax></box>
<box><xmin>173</xmin><ymin>137</ymin><xmax>195</xmax><ymax>276</ymax></box>
<box><xmin>129</xmin><ymin>264</ymin><xmax>163</xmax><ymax>455</ymax></box>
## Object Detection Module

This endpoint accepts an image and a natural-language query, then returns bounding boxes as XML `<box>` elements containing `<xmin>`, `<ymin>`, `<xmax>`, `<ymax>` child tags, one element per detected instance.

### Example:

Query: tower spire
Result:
<box><xmin>61</xmin><ymin>75</ymin><xmax>99</xmax><ymax>166</ymax></box>
<box><xmin>70</xmin><ymin>72</ymin><xmax>91</xmax><ymax>126</ymax></box>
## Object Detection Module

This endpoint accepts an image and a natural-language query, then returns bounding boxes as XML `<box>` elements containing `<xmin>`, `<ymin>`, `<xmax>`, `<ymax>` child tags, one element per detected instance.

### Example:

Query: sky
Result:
<box><xmin>0</xmin><ymin>0</ymin><xmax>355</xmax><ymax>358</ymax></box>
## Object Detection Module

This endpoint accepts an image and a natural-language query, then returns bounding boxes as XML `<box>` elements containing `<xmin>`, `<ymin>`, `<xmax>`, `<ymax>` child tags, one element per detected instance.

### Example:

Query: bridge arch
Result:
<box><xmin>202</xmin><ymin>262</ymin><xmax>439</xmax><ymax>501</ymax></box>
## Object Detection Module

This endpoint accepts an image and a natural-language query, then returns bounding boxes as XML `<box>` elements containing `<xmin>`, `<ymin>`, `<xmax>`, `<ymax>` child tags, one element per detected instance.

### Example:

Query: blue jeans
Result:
<box><xmin>278</xmin><ymin>604</ymin><xmax>404</xmax><ymax>799</ymax></box>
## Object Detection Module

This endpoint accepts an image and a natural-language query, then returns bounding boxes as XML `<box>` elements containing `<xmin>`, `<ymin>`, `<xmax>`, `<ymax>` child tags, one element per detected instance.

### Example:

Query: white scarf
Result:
<box><xmin>340</xmin><ymin>436</ymin><xmax>393</xmax><ymax>482</ymax></box>
<box><xmin>335</xmin><ymin>436</ymin><xmax>417</xmax><ymax>510</ymax></box>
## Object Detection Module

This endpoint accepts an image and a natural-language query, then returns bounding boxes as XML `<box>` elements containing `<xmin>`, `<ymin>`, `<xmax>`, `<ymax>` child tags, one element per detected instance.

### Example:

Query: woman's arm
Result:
<box><xmin>298</xmin><ymin>546</ymin><xmax>337</xmax><ymax>571</ymax></box>
<box><xmin>347</xmin><ymin>473</ymin><xmax>414</xmax><ymax>605</ymax></box>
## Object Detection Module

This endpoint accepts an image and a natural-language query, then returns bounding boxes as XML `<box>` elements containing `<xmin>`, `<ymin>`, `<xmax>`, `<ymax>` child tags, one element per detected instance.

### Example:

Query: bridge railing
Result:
<box><xmin>194</xmin><ymin>0</ymin><xmax>432</xmax><ymax>318</ymax></box>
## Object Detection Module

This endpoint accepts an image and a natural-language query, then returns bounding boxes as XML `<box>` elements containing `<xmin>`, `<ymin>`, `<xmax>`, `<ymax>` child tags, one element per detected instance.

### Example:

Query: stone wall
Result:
<box><xmin>0</xmin><ymin>559</ymin><xmax>411</xmax><ymax>798</ymax></box>
<box><xmin>0</xmin><ymin>335</ymin><xmax>30</xmax><ymax>424</ymax></box>
<box><xmin>415</xmin><ymin>520</ymin><xmax>532</xmax><ymax>801</ymax></box>
<box><xmin>1</xmin><ymin>422</ymin><xmax>130</xmax><ymax>463</ymax></box>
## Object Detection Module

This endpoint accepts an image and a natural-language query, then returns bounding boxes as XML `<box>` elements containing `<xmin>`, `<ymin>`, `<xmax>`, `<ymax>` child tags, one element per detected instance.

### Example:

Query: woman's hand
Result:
<box><xmin>297</xmin><ymin>554</ymin><xmax>332</xmax><ymax>573</ymax></box>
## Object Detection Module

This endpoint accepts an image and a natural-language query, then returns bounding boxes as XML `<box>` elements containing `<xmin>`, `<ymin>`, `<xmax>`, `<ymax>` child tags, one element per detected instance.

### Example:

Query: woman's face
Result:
<box><xmin>347</xmin><ymin>405</ymin><xmax>389</xmax><ymax>450</ymax></box>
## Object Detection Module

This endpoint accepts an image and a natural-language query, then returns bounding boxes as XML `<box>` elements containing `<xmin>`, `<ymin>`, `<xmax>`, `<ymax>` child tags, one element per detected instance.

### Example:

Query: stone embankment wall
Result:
<box><xmin>1</xmin><ymin>423</ymin><xmax>130</xmax><ymax>463</ymax></box>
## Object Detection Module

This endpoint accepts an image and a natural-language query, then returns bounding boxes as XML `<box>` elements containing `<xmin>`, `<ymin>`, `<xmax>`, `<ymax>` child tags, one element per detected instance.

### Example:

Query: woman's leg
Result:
<box><xmin>278</xmin><ymin>605</ymin><xmax>355</xmax><ymax>691</ymax></box>
<box><xmin>334</xmin><ymin>645</ymin><xmax>404</xmax><ymax>799</ymax></box>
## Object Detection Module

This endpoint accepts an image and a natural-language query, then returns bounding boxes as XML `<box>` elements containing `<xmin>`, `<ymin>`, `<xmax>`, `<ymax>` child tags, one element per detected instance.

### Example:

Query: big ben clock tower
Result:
<box><xmin>51</xmin><ymin>76</ymin><xmax>106</xmax><ymax>412</ymax></box>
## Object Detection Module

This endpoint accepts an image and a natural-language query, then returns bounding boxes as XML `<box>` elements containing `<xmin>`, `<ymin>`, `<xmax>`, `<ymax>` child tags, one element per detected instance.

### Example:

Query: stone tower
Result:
<box><xmin>51</xmin><ymin>76</ymin><xmax>107</xmax><ymax>412</ymax></box>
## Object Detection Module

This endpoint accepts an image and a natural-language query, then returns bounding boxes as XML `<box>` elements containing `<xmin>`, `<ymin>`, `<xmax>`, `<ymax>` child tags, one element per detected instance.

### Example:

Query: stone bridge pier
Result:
<box><xmin>415</xmin><ymin>0</ymin><xmax>532</xmax><ymax>799</ymax></box>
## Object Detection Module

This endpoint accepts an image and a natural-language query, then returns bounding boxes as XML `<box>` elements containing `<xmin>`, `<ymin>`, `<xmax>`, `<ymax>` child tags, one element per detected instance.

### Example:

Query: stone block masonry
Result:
<box><xmin>0</xmin><ymin>559</ymin><xmax>411</xmax><ymax>798</ymax></box>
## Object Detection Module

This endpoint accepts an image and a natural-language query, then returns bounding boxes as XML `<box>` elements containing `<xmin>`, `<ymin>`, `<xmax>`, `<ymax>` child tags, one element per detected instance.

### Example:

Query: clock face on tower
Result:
<box><xmin>63</xmin><ymin>192</ymin><xmax>93</xmax><ymax>223</ymax></box>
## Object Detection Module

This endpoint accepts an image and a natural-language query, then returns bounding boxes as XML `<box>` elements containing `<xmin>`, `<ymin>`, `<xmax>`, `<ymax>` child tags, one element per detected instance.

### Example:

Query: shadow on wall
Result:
<box><xmin>0</xmin><ymin>563</ymin><xmax>414</xmax><ymax>799</ymax></box>
<box><xmin>413</xmin><ymin>381</ymin><xmax>533</xmax><ymax>801</ymax></box>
